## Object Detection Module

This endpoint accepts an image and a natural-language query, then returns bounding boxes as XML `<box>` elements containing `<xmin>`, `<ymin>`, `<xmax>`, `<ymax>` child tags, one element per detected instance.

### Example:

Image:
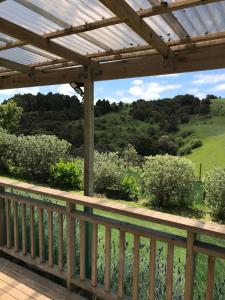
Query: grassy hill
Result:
<box><xmin>184</xmin><ymin>99</ymin><xmax>225</xmax><ymax>175</ymax></box>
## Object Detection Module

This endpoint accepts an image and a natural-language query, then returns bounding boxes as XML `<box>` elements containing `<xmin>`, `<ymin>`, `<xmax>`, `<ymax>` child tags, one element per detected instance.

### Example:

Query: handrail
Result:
<box><xmin>0</xmin><ymin>176</ymin><xmax>225</xmax><ymax>239</ymax></box>
<box><xmin>0</xmin><ymin>177</ymin><xmax>225</xmax><ymax>300</ymax></box>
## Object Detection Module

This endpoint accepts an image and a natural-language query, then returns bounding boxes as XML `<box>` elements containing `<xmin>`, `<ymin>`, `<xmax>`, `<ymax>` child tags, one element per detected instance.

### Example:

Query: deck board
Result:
<box><xmin>0</xmin><ymin>257</ymin><xmax>86</xmax><ymax>300</ymax></box>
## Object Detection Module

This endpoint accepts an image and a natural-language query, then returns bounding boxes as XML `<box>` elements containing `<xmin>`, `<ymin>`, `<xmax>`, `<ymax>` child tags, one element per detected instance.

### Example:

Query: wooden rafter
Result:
<box><xmin>0</xmin><ymin>17</ymin><xmax>92</xmax><ymax>66</ymax></box>
<box><xmin>0</xmin><ymin>57</ymin><xmax>39</xmax><ymax>74</ymax></box>
<box><xmin>14</xmin><ymin>0</ymin><xmax>111</xmax><ymax>51</ymax></box>
<box><xmin>147</xmin><ymin>0</ymin><xmax>189</xmax><ymax>39</ymax></box>
<box><xmin>99</xmin><ymin>0</ymin><xmax>173</xmax><ymax>57</ymax></box>
<box><xmin>0</xmin><ymin>0</ymin><xmax>222</xmax><ymax>53</ymax></box>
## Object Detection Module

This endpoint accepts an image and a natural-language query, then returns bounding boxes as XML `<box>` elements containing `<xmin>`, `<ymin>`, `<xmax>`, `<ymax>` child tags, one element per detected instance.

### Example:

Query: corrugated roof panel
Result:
<box><xmin>0</xmin><ymin>48</ymin><xmax>51</xmax><ymax>65</ymax></box>
<box><xmin>84</xmin><ymin>24</ymin><xmax>147</xmax><ymax>50</ymax></box>
<box><xmin>125</xmin><ymin>0</ymin><xmax>151</xmax><ymax>10</ymax></box>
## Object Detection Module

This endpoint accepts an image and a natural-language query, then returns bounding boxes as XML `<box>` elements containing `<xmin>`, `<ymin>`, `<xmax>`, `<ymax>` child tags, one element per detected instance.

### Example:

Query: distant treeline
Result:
<box><xmin>4</xmin><ymin>93</ymin><xmax>217</xmax><ymax>156</ymax></box>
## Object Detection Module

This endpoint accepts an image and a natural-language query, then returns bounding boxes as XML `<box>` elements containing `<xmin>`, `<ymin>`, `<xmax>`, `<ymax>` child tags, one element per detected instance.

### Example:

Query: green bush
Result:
<box><xmin>142</xmin><ymin>155</ymin><xmax>195</xmax><ymax>207</ymax></box>
<box><xmin>178</xmin><ymin>144</ymin><xmax>192</xmax><ymax>156</ymax></box>
<box><xmin>49</xmin><ymin>159</ymin><xmax>82</xmax><ymax>190</ymax></box>
<box><xmin>203</xmin><ymin>167</ymin><xmax>225</xmax><ymax>218</ymax></box>
<box><xmin>0</xmin><ymin>129</ymin><xmax>17</xmax><ymax>172</ymax></box>
<box><xmin>119</xmin><ymin>175</ymin><xmax>139</xmax><ymax>201</ymax></box>
<box><xmin>13</xmin><ymin>135</ymin><xmax>71</xmax><ymax>181</ymax></box>
<box><xmin>94</xmin><ymin>151</ymin><xmax>124</xmax><ymax>193</ymax></box>
<box><xmin>190</xmin><ymin>138</ymin><xmax>203</xmax><ymax>149</ymax></box>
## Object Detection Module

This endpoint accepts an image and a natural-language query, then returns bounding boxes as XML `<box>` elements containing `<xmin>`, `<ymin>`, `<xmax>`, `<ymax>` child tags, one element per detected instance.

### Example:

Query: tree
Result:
<box><xmin>123</xmin><ymin>144</ymin><xmax>139</xmax><ymax>168</ymax></box>
<box><xmin>0</xmin><ymin>100</ymin><xmax>23</xmax><ymax>132</ymax></box>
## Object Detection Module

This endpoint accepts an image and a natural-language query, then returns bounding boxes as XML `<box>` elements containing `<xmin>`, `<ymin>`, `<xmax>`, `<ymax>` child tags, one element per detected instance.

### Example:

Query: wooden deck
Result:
<box><xmin>0</xmin><ymin>257</ymin><xmax>86</xmax><ymax>300</ymax></box>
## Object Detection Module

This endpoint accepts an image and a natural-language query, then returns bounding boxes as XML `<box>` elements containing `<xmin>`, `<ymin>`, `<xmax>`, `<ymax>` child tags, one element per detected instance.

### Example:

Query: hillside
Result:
<box><xmin>184</xmin><ymin>99</ymin><xmax>225</xmax><ymax>175</ymax></box>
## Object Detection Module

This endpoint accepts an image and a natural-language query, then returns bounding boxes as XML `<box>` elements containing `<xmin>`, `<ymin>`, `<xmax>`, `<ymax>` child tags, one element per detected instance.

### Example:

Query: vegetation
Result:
<box><xmin>142</xmin><ymin>155</ymin><xmax>195</xmax><ymax>207</ymax></box>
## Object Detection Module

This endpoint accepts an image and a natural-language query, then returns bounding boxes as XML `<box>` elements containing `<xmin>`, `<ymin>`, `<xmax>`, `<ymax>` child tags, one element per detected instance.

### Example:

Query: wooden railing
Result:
<box><xmin>0</xmin><ymin>177</ymin><xmax>225</xmax><ymax>300</ymax></box>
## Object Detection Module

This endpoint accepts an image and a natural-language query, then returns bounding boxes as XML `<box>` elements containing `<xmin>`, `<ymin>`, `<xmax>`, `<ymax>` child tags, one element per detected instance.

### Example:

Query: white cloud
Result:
<box><xmin>193</xmin><ymin>73</ymin><xmax>225</xmax><ymax>85</ymax></box>
<box><xmin>0</xmin><ymin>87</ymin><xmax>40</xmax><ymax>101</ymax></box>
<box><xmin>132</xmin><ymin>79</ymin><xmax>143</xmax><ymax>85</ymax></box>
<box><xmin>158</xmin><ymin>73</ymin><xmax>181</xmax><ymax>78</ymax></box>
<box><xmin>212</xmin><ymin>83</ymin><xmax>225</xmax><ymax>92</ymax></box>
<box><xmin>115</xmin><ymin>90</ymin><xmax>124</xmax><ymax>96</ymax></box>
<box><xmin>128</xmin><ymin>82</ymin><xmax>181</xmax><ymax>100</ymax></box>
<box><xmin>57</xmin><ymin>84</ymin><xmax>75</xmax><ymax>96</ymax></box>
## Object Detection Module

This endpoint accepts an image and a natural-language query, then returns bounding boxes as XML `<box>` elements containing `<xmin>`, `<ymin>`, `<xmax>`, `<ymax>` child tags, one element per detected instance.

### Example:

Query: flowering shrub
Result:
<box><xmin>142</xmin><ymin>154</ymin><xmax>195</xmax><ymax>207</ymax></box>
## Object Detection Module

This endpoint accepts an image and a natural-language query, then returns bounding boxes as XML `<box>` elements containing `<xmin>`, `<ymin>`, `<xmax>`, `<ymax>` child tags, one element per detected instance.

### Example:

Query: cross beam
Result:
<box><xmin>0</xmin><ymin>57</ymin><xmax>39</xmax><ymax>74</ymax></box>
<box><xmin>99</xmin><ymin>0</ymin><xmax>173</xmax><ymax>58</ymax></box>
<box><xmin>0</xmin><ymin>17</ymin><xmax>92</xmax><ymax>66</ymax></box>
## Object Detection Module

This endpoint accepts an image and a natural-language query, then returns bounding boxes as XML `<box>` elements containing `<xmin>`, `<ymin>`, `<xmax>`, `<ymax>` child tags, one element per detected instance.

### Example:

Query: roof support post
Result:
<box><xmin>83</xmin><ymin>66</ymin><xmax>94</xmax><ymax>279</ymax></box>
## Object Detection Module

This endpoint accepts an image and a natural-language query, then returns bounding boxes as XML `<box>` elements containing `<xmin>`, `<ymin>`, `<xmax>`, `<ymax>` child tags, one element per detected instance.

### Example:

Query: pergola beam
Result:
<box><xmin>0</xmin><ymin>0</ymin><xmax>222</xmax><ymax>53</ymax></box>
<box><xmin>0</xmin><ymin>57</ymin><xmax>38</xmax><ymax>74</ymax></box>
<box><xmin>1</xmin><ymin>41</ymin><xmax>225</xmax><ymax>89</ymax></box>
<box><xmin>99</xmin><ymin>0</ymin><xmax>173</xmax><ymax>57</ymax></box>
<box><xmin>0</xmin><ymin>17</ymin><xmax>92</xmax><ymax>66</ymax></box>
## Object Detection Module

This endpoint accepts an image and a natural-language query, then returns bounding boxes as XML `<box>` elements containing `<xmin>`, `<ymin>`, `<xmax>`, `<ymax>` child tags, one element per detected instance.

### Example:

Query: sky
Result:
<box><xmin>1</xmin><ymin>68</ymin><xmax>225</xmax><ymax>103</ymax></box>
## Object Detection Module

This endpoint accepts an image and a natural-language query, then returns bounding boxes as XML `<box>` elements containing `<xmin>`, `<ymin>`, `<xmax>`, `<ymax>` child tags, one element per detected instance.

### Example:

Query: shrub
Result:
<box><xmin>142</xmin><ymin>155</ymin><xmax>195</xmax><ymax>207</ymax></box>
<box><xmin>178</xmin><ymin>145</ymin><xmax>192</xmax><ymax>156</ymax></box>
<box><xmin>190</xmin><ymin>138</ymin><xmax>202</xmax><ymax>149</ymax></box>
<box><xmin>203</xmin><ymin>167</ymin><xmax>225</xmax><ymax>218</ymax></box>
<box><xmin>49</xmin><ymin>159</ymin><xmax>82</xmax><ymax>190</ymax></box>
<box><xmin>13</xmin><ymin>135</ymin><xmax>71</xmax><ymax>181</ymax></box>
<box><xmin>0</xmin><ymin>129</ymin><xmax>17</xmax><ymax>172</ymax></box>
<box><xmin>119</xmin><ymin>175</ymin><xmax>139</xmax><ymax>201</ymax></box>
<box><xmin>94</xmin><ymin>151</ymin><xmax>124</xmax><ymax>193</ymax></box>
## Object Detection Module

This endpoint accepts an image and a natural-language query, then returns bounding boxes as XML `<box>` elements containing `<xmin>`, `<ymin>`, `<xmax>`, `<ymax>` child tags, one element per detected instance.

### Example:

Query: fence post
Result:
<box><xmin>0</xmin><ymin>186</ymin><xmax>6</xmax><ymax>246</ymax></box>
<box><xmin>184</xmin><ymin>231</ymin><xmax>196</xmax><ymax>300</ymax></box>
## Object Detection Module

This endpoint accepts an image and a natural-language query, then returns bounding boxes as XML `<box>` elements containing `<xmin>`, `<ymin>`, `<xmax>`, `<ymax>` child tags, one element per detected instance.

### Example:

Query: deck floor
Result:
<box><xmin>0</xmin><ymin>257</ymin><xmax>86</xmax><ymax>300</ymax></box>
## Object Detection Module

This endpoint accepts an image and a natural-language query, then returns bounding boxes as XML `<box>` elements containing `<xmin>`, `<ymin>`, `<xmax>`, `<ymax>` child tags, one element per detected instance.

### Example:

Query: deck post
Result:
<box><xmin>83</xmin><ymin>66</ymin><xmax>94</xmax><ymax>278</ymax></box>
<box><xmin>0</xmin><ymin>186</ymin><xmax>6</xmax><ymax>246</ymax></box>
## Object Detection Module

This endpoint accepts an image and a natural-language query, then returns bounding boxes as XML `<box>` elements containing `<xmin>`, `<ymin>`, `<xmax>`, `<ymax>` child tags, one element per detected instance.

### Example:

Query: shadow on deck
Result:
<box><xmin>0</xmin><ymin>257</ymin><xmax>86</xmax><ymax>300</ymax></box>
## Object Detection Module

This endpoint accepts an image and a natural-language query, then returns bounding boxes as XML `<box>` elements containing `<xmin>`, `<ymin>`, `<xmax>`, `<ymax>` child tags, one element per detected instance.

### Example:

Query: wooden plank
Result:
<box><xmin>91</xmin><ymin>223</ymin><xmax>98</xmax><ymax>287</ymax></box>
<box><xmin>0</xmin><ymin>17</ymin><xmax>92</xmax><ymax>66</ymax></box>
<box><xmin>166</xmin><ymin>242</ymin><xmax>174</xmax><ymax>300</ymax></box>
<box><xmin>184</xmin><ymin>232</ymin><xmax>196</xmax><ymax>300</ymax></box>
<box><xmin>21</xmin><ymin>204</ymin><xmax>26</xmax><ymax>255</ymax></box>
<box><xmin>13</xmin><ymin>201</ymin><xmax>19</xmax><ymax>252</ymax></box>
<box><xmin>0</xmin><ymin>57</ymin><xmax>39</xmax><ymax>74</ymax></box>
<box><xmin>66</xmin><ymin>202</ymin><xmax>76</xmax><ymax>290</ymax></box>
<box><xmin>99</xmin><ymin>0</ymin><xmax>173</xmax><ymax>58</ymax></box>
<box><xmin>5</xmin><ymin>199</ymin><xmax>11</xmax><ymax>249</ymax></box>
<box><xmin>1</xmin><ymin>178</ymin><xmax>225</xmax><ymax>240</ymax></box>
<box><xmin>30</xmin><ymin>205</ymin><xmax>35</xmax><ymax>259</ymax></box>
<box><xmin>206</xmin><ymin>256</ymin><xmax>215</xmax><ymax>300</ymax></box>
<box><xmin>149</xmin><ymin>239</ymin><xmax>156</xmax><ymax>300</ymax></box>
<box><xmin>48</xmin><ymin>210</ymin><xmax>53</xmax><ymax>267</ymax></box>
<box><xmin>38</xmin><ymin>208</ymin><xmax>44</xmax><ymax>263</ymax></box>
<box><xmin>80</xmin><ymin>220</ymin><xmax>86</xmax><ymax>281</ymax></box>
<box><xmin>118</xmin><ymin>230</ymin><xmax>125</xmax><ymax>299</ymax></box>
<box><xmin>0</xmin><ymin>187</ymin><xmax>5</xmax><ymax>246</ymax></box>
<box><xmin>58</xmin><ymin>212</ymin><xmax>63</xmax><ymax>272</ymax></box>
<box><xmin>132</xmin><ymin>235</ymin><xmax>140</xmax><ymax>300</ymax></box>
<box><xmin>104</xmin><ymin>226</ymin><xmax>111</xmax><ymax>293</ymax></box>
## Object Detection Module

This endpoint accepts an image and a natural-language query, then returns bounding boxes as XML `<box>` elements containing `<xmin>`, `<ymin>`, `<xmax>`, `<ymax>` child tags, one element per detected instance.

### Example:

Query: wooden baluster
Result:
<box><xmin>21</xmin><ymin>204</ymin><xmax>27</xmax><ymax>255</ymax></box>
<box><xmin>66</xmin><ymin>202</ymin><xmax>76</xmax><ymax>290</ymax></box>
<box><xmin>0</xmin><ymin>187</ymin><xmax>6</xmax><ymax>246</ymax></box>
<box><xmin>104</xmin><ymin>225</ymin><xmax>111</xmax><ymax>293</ymax></box>
<box><xmin>58</xmin><ymin>212</ymin><xmax>63</xmax><ymax>272</ymax></box>
<box><xmin>80</xmin><ymin>220</ymin><xmax>86</xmax><ymax>281</ymax></box>
<box><xmin>149</xmin><ymin>239</ymin><xmax>156</xmax><ymax>300</ymax></box>
<box><xmin>30</xmin><ymin>205</ymin><xmax>35</xmax><ymax>258</ymax></box>
<box><xmin>118</xmin><ymin>230</ymin><xmax>125</xmax><ymax>299</ymax></box>
<box><xmin>166</xmin><ymin>242</ymin><xmax>174</xmax><ymax>300</ymax></box>
<box><xmin>91</xmin><ymin>223</ymin><xmax>98</xmax><ymax>287</ymax></box>
<box><xmin>48</xmin><ymin>209</ymin><xmax>53</xmax><ymax>267</ymax></box>
<box><xmin>132</xmin><ymin>235</ymin><xmax>140</xmax><ymax>300</ymax></box>
<box><xmin>5</xmin><ymin>199</ymin><xmax>11</xmax><ymax>248</ymax></box>
<box><xmin>38</xmin><ymin>208</ymin><xmax>44</xmax><ymax>263</ymax></box>
<box><xmin>13</xmin><ymin>201</ymin><xmax>19</xmax><ymax>252</ymax></box>
<box><xmin>184</xmin><ymin>231</ymin><xmax>196</xmax><ymax>300</ymax></box>
<box><xmin>206</xmin><ymin>256</ymin><xmax>215</xmax><ymax>300</ymax></box>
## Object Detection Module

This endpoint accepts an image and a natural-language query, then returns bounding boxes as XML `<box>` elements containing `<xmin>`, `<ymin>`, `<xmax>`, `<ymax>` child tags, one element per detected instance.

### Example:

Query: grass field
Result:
<box><xmin>184</xmin><ymin>99</ymin><xmax>225</xmax><ymax>176</ymax></box>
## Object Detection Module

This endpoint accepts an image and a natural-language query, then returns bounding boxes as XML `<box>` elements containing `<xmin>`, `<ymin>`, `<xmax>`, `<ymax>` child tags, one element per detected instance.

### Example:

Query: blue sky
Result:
<box><xmin>1</xmin><ymin>68</ymin><xmax>225</xmax><ymax>103</ymax></box>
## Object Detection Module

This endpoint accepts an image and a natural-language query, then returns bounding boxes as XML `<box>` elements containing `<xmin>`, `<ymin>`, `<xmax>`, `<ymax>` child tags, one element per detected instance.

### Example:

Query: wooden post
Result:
<box><xmin>0</xmin><ymin>186</ymin><xmax>6</xmax><ymax>246</ymax></box>
<box><xmin>83</xmin><ymin>67</ymin><xmax>94</xmax><ymax>278</ymax></box>
<box><xmin>184</xmin><ymin>231</ymin><xmax>196</xmax><ymax>300</ymax></box>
